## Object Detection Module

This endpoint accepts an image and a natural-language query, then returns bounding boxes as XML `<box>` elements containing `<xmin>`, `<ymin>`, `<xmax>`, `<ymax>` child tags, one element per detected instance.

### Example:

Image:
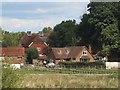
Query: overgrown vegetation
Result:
<box><xmin>2</xmin><ymin>64</ymin><xmax>119</xmax><ymax>88</ymax></box>
<box><xmin>2</xmin><ymin>64</ymin><xmax>24</xmax><ymax>88</ymax></box>
<box><xmin>18</xmin><ymin>74</ymin><xmax>118</xmax><ymax>88</ymax></box>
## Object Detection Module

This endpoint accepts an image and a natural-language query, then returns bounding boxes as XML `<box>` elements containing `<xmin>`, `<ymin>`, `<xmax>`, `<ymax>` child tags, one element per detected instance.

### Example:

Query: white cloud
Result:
<box><xmin>35</xmin><ymin>8</ymin><xmax>47</xmax><ymax>13</ymax></box>
<box><xmin>2</xmin><ymin>0</ymin><xmax>90</xmax><ymax>2</ymax></box>
<box><xmin>24</xmin><ymin>8</ymin><xmax>47</xmax><ymax>14</ymax></box>
<box><xmin>1</xmin><ymin>18</ymin><xmax>62</xmax><ymax>32</ymax></box>
<box><xmin>1</xmin><ymin>2</ymin><xmax>88</xmax><ymax>32</ymax></box>
<box><xmin>1</xmin><ymin>17</ymin><xmax>80</xmax><ymax>32</ymax></box>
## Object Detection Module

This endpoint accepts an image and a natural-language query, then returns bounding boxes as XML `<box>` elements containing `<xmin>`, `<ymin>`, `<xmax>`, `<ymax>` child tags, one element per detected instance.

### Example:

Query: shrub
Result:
<box><xmin>2</xmin><ymin>64</ymin><xmax>21</xmax><ymax>88</ymax></box>
<box><xmin>26</xmin><ymin>47</ymin><xmax>39</xmax><ymax>64</ymax></box>
<box><xmin>59</xmin><ymin>61</ymin><xmax>105</xmax><ymax>68</ymax></box>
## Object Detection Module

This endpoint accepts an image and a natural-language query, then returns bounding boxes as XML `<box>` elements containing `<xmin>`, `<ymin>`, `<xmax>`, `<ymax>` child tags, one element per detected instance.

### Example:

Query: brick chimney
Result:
<box><xmin>27</xmin><ymin>31</ymin><xmax>32</xmax><ymax>36</ymax></box>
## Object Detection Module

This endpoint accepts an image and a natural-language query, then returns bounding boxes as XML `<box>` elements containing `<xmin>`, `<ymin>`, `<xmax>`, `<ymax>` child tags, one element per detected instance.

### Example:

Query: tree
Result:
<box><xmin>42</xmin><ymin>27</ymin><xmax>52</xmax><ymax>34</ymax></box>
<box><xmin>26</xmin><ymin>47</ymin><xmax>39</xmax><ymax>64</ymax></box>
<box><xmin>48</xmin><ymin>20</ymin><xmax>79</xmax><ymax>47</ymax></box>
<box><xmin>1</xmin><ymin>29</ymin><xmax>25</xmax><ymax>47</ymax></box>
<box><xmin>77</xmin><ymin>2</ymin><xmax>120</xmax><ymax>58</ymax></box>
<box><xmin>0</xmin><ymin>28</ymin><xmax>4</xmax><ymax>43</ymax></box>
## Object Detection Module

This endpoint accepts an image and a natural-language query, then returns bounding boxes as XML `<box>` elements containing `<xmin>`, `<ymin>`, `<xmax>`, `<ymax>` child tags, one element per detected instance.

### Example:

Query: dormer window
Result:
<box><xmin>83</xmin><ymin>51</ymin><xmax>87</xmax><ymax>56</ymax></box>
<box><xmin>65</xmin><ymin>49</ymin><xmax>69</xmax><ymax>54</ymax></box>
<box><xmin>27</xmin><ymin>31</ymin><xmax>32</xmax><ymax>36</ymax></box>
<box><xmin>57</xmin><ymin>50</ymin><xmax>61</xmax><ymax>54</ymax></box>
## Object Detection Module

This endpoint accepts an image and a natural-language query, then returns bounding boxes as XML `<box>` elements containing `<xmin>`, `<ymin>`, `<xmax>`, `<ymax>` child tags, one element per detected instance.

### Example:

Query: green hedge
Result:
<box><xmin>59</xmin><ymin>61</ymin><xmax>106</xmax><ymax>68</ymax></box>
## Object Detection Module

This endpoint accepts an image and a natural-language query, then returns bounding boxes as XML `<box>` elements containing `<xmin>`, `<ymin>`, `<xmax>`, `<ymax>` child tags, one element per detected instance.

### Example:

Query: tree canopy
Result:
<box><xmin>48</xmin><ymin>2</ymin><xmax>120</xmax><ymax>60</ymax></box>
<box><xmin>42</xmin><ymin>27</ymin><xmax>52</xmax><ymax>34</ymax></box>
<box><xmin>0</xmin><ymin>28</ymin><xmax>25</xmax><ymax>47</ymax></box>
<box><xmin>48</xmin><ymin>20</ymin><xmax>79</xmax><ymax>47</ymax></box>
<box><xmin>77</xmin><ymin>2</ymin><xmax>120</xmax><ymax>59</ymax></box>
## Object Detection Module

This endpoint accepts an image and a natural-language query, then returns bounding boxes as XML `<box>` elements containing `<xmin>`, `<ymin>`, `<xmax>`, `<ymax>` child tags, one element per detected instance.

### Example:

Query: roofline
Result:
<box><xmin>51</xmin><ymin>46</ymin><xmax>86</xmax><ymax>49</ymax></box>
<box><xmin>28</xmin><ymin>42</ymin><xmax>33</xmax><ymax>47</ymax></box>
<box><xmin>84</xmin><ymin>46</ymin><xmax>95</xmax><ymax>59</ymax></box>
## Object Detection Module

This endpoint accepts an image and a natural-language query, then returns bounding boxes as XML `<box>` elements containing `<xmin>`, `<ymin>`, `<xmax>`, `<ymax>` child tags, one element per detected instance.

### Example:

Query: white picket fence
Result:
<box><xmin>105</xmin><ymin>62</ymin><xmax>120</xmax><ymax>69</ymax></box>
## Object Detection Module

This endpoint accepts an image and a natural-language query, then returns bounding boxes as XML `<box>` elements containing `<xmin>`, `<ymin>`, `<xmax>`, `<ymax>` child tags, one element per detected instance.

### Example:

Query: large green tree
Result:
<box><xmin>77</xmin><ymin>2</ymin><xmax>120</xmax><ymax>59</ymax></box>
<box><xmin>42</xmin><ymin>27</ymin><xmax>52</xmax><ymax>34</ymax></box>
<box><xmin>48</xmin><ymin>20</ymin><xmax>79</xmax><ymax>47</ymax></box>
<box><xmin>0</xmin><ymin>28</ymin><xmax>25</xmax><ymax>47</ymax></box>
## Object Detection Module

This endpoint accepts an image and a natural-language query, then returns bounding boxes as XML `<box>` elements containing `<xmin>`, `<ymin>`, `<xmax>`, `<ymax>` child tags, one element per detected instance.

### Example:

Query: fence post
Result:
<box><xmin>89</xmin><ymin>66</ymin><xmax>90</xmax><ymax>69</ymax></box>
<box><xmin>101</xmin><ymin>65</ymin><xmax>102</xmax><ymax>69</ymax></box>
<box><xmin>95</xmin><ymin>66</ymin><xmax>96</xmax><ymax>69</ymax></box>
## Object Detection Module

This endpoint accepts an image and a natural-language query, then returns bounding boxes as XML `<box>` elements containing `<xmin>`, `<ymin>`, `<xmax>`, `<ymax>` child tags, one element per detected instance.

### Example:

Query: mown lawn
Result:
<box><xmin>18</xmin><ymin>74</ymin><xmax>118</xmax><ymax>88</ymax></box>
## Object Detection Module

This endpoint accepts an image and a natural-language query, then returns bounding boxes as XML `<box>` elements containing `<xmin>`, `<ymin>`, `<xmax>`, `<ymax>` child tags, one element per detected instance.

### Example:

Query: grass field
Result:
<box><xmin>15</xmin><ymin>67</ymin><xmax>119</xmax><ymax>88</ymax></box>
<box><xmin>17</xmin><ymin>68</ymin><xmax>119</xmax><ymax>74</ymax></box>
<box><xmin>18</xmin><ymin>74</ymin><xmax>118</xmax><ymax>88</ymax></box>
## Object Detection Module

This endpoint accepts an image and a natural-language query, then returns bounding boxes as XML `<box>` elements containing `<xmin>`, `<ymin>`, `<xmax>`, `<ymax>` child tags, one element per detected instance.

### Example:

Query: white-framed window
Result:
<box><xmin>82</xmin><ymin>51</ymin><xmax>87</xmax><ymax>56</ymax></box>
<box><xmin>18</xmin><ymin>56</ymin><xmax>22</xmax><ymax>60</ymax></box>
<box><xmin>37</xmin><ymin>47</ymin><xmax>41</xmax><ymax>52</ymax></box>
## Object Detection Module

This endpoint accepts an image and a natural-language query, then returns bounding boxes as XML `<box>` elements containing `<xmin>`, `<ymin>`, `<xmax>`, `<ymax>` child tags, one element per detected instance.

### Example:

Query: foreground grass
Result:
<box><xmin>18</xmin><ymin>74</ymin><xmax>118</xmax><ymax>88</ymax></box>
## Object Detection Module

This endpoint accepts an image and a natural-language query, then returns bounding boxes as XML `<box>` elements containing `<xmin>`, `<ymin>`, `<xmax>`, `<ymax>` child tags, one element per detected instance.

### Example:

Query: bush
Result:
<box><xmin>26</xmin><ymin>47</ymin><xmax>39</xmax><ymax>64</ymax></box>
<box><xmin>27</xmin><ymin>47</ymin><xmax>39</xmax><ymax>59</ymax></box>
<box><xmin>2</xmin><ymin>64</ymin><xmax>22</xmax><ymax>88</ymax></box>
<box><xmin>59</xmin><ymin>61</ymin><xmax>105</xmax><ymax>68</ymax></box>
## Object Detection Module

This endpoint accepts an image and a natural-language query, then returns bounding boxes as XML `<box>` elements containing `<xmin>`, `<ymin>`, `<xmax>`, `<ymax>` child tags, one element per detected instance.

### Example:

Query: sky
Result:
<box><xmin>0</xmin><ymin>0</ymin><xmax>90</xmax><ymax>33</ymax></box>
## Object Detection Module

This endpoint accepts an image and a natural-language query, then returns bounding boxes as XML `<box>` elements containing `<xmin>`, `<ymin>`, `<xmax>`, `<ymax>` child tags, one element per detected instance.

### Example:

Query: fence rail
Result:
<box><xmin>22</xmin><ymin>64</ymin><xmax>119</xmax><ymax>75</ymax></box>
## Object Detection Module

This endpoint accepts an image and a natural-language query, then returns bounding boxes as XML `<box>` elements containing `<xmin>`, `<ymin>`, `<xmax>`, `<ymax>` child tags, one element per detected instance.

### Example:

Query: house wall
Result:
<box><xmin>3</xmin><ymin>56</ymin><xmax>24</xmax><ymax>64</ymax></box>
<box><xmin>38</xmin><ymin>60</ymin><xmax>43</xmax><ymax>64</ymax></box>
<box><xmin>48</xmin><ymin>51</ymin><xmax>55</xmax><ymax>60</ymax></box>
<box><xmin>55</xmin><ymin>59</ymin><xmax>60</xmax><ymax>64</ymax></box>
<box><xmin>75</xmin><ymin>48</ymin><xmax>95</xmax><ymax>62</ymax></box>
<box><xmin>30</xmin><ymin>43</ymin><xmax>47</xmax><ymax>55</ymax></box>
<box><xmin>48</xmin><ymin>51</ymin><xmax>60</xmax><ymax>64</ymax></box>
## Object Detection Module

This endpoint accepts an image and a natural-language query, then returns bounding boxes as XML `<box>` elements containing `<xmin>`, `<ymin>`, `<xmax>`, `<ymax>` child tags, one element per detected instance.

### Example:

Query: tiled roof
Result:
<box><xmin>51</xmin><ymin>46</ymin><xmax>86</xmax><ymax>59</ymax></box>
<box><xmin>0</xmin><ymin>47</ymin><xmax>25</xmax><ymax>56</ymax></box>
<box><xmin>20</xmin><ymin>33</ymin><xmax>45</xmax><ymax>47</ymax></box>
<box><xmin>52</xmin><ymin>48</ymin><xmax>68</xmax><ymax>59</ymax></box>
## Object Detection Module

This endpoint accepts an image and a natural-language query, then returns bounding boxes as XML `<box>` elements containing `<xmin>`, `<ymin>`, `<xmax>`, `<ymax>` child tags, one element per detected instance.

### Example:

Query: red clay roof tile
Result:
<box><xmin>1</xmin><ymin>47</ymin><xmax>25</xmax><ymax>56</ymax></box>
<box><xmin>51</xmin><ymin>46</ymin><xmax>86</xmax><ymax>59</ymax></box>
